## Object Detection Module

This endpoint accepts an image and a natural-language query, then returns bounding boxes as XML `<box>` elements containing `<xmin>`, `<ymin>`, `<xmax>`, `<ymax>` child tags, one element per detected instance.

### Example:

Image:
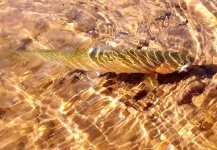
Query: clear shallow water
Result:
<box><xmin>0</xmin><ymin>0</ymin><xmax>217</xmax><ymax>149</ymax></box>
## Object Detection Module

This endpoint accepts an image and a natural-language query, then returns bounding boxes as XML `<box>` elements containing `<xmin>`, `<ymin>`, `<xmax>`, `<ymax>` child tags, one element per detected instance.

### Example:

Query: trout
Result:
<box><xmin>9</xmin><ymin>48</ymin><xmax>194</xmax><ymax>74</ymax></box>
<box><xmin>1</xmin><ymin>47</ymin><xmax>194</xmax><ymax>90</ymax></box>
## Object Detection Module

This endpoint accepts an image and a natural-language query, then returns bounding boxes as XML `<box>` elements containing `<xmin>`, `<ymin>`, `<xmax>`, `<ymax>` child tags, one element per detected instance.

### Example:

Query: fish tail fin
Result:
<box><xmin>0</xmin><ymin>49</ymin><xmax>19</xmax><ymax>69</ymax></box>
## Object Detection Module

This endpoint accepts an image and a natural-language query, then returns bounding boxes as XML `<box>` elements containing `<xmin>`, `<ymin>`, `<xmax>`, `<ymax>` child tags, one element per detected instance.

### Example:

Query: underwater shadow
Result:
<box><xmin>157</xmin><ymin>64</ymin><xmax>217</xmax><ymax>85</ymax></box>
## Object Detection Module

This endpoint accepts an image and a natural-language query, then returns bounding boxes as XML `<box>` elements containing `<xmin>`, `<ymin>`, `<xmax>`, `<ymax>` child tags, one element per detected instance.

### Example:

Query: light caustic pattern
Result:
<box><xmin>1</xmin><ymin>67</ymin><xmax>217</xmax><ymax>149</ymax></box>
<box><xmin>0</xmin><ymin>0</ymin><xmax>217</xmax><ymax>149</ymax></box>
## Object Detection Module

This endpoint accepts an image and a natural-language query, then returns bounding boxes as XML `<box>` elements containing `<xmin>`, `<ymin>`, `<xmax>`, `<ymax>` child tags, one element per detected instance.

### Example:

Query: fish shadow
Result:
<box><xmin>157</xmin><ymin>65</ymin><xmax>217</xmax><ymax>85</ymax></box>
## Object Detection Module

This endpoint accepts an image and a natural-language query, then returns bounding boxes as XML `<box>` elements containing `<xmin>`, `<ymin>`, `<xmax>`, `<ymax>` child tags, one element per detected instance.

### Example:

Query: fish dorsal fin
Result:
<box><xmin>86</xmin><ymin>37</ymin><xmax>112</xmax><ymax>54</ymax></box>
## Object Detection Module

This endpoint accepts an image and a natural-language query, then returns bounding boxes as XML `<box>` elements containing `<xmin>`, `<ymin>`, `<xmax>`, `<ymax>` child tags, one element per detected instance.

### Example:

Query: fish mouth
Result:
<box><xmin>178</xmin><ymin>62</ymin><xmax>191</xmax><ymax>73</ymax></box>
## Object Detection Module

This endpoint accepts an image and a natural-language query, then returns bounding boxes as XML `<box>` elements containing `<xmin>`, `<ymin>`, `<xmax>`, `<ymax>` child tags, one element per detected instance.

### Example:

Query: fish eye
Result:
<box><xmin>181</xmin><ymin>61</ymin><xmax>187</xmax><ymax>66</ymax></box>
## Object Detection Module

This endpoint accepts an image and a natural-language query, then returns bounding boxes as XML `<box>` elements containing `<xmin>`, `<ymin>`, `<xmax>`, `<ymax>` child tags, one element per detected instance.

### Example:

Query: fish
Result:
<box><xmin>9</xmin><ymin>48</ymin><xmax>194</xmax><ymax>75</ymax></box>
<box><xmin>0</xmin><ymin>47</ymin><xmax>195</xmax><ymax>104</ymax></box>
<box><xmin>1</xmin><ymin>47</ymin><xmax>194</xmax><ymax>90</ymax></box>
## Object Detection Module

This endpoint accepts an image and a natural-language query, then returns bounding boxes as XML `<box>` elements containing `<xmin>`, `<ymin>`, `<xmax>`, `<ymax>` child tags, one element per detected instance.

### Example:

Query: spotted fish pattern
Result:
<box><xmin>15</xmin><ymin>48</ymin><xmax>194</xmax><ymax>74</ymax></box>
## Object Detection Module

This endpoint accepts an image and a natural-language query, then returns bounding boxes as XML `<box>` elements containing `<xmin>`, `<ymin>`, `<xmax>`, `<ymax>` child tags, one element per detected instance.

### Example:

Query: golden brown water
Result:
<box><xmin>0</xmin><ymin>0</ymin><xmax>217</xmax><ymax>149</ymax></box>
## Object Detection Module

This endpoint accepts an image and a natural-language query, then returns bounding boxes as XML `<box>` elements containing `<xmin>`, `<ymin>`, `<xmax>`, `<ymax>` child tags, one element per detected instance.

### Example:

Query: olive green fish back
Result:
<box><xmin>87</xmin><ymin>49</ymin><xmax>194</xmax><ymax>74</ymax></box>
<box><xmin>14</xmin><ymin>49</ymin><xmax>193</xmax><ymax>74</ymax></box>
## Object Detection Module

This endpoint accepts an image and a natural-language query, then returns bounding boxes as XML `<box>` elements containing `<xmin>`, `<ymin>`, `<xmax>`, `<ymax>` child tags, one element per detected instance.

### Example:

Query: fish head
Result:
<box><xmin>154</xmin><ymin>51</ymin><xmax>194</xmax><ymax>74</ymax></box>
<box><xmin>176</xmin><ymin>53</ymin><xmax>194</xmax><ymax>73</ymax></box>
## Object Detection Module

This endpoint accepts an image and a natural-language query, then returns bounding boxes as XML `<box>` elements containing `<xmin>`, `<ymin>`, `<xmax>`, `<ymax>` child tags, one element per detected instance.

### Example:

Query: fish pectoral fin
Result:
<box><xmin>143</xmin><ymin>73</ymin><xmax>158</xmax><ymax>91</ymax></box>
<box><xmin>154</xmin><ymin>63</ymin><xmax>176</xmax><ymax>74</ymax></box>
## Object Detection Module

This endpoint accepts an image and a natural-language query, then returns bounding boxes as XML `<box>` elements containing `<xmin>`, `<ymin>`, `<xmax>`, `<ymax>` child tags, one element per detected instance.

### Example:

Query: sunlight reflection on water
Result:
<box><xmin>0</xmin><ymin>0</ymin><xmax>217</xmax><ymax>149</ymax></box>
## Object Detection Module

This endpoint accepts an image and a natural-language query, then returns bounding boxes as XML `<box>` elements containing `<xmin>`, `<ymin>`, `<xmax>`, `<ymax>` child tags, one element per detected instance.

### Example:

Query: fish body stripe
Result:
<box><xmin>168</xmin><ymin>52</ymin><xmax>180</xmax><ymax>65</ymax></box>
<box><xmin>125</xmin><ymin>50</ymin><xmax>150</xmax><ymax>71</ymax></box>
<box><xmin>16</xmin><ymin>49</ymin><xmax>194</xmax><ymax>74</ymax></box>
<box><xmin>88</xmin><ymin>50</ymin><xmax>193</xmax><ymax>74</ymax></box>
